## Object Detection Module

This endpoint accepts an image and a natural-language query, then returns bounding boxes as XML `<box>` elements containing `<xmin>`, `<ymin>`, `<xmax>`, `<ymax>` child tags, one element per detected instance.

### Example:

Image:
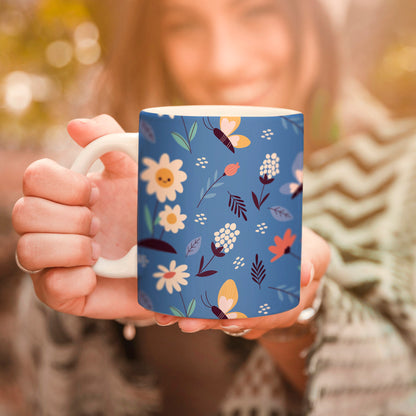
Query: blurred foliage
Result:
<box><xmin>0</xmin><ymin>0</ymin><xmax>415</xmax><ymax>150</ymax></box>
<box><xmin>370</xmin><ymin>33</ymin><xmax>416</xmax><ymax>118</ymax></box>
<box><xmin>0</xmin><ymin>0</ymin><xmax>103</xmax><ymax>148</ymax></box>
<box><xmin>362</xmin><ymin>0</ymin><xmax>416</xmax><ymax>118</ymax></box>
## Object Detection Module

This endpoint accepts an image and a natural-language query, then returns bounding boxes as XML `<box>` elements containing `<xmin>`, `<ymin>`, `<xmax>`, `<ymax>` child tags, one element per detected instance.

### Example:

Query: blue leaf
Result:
<box><xmin>212</xmin><ymin>181</ymin><xmax>224</xmax><ymax>188</ymax></box>
<box><xmin>186</xmin><ymin>237</ymin><xmax>202</xmax><ymax>256</ymax></box>
<box><xmin>139</xmin><ymin>120</ymin><xmax>156</xmax><ymax>143</ymax></box>
<box><xmin>170</xmin><ymin>306</ymin><xmax>185</xmax><ymax>317</ymax></box>
<box><xmin>200</xmin><ymin>187</ymin><xmax>204</xmax><ymax>200</ymax></box>
<box><xmin>187</xmin><ymin>299</ymin><xmax>196</xmax><ymax>316</ymax></box>
<box><xmin>171</xmin><ymin>132</ymin><xmax>190</xmax><ymax>151</ymax></box>
<box><xmin>205</xmin><ymin>193</ymin><xmax>216</xmax><ymax>199</ymax></box>
<box><xmin>269</xmin><ymin>206</ymin><xmax>293</xmax><ymax>222</ymax></box>
<box><xmin>213</xmin><ymin>169</ymin><xmax>218</xmax><ymax>181</ymax></box>
<box><xmin>207</xmin><ymin>176</ymin><xmax>211</xmax><ymax>189</ymax></box>
<box><xmin>144</xmin><ymin>205</ymin><xmax>153</xmax><ymax>233</ymax></box>
<box><xmin>189</xmin><ymin>122</ymin><xmax>198</xmax><ymax>141</ymax></box>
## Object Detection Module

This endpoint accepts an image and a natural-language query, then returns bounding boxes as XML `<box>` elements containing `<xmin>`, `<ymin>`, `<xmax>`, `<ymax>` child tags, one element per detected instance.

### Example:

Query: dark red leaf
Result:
<box><xmin>199</xmin><ymin>255</ymin><xmax>205</xmax><ymax>272</ymax></box>
<box><xmin>138</xmin><ymin>238</ymin><xmax>177</xmax><ymax>253</ymax></box>
<box><xmin>252</xmin><ymin>192</ymin><xmax>260</xmax><ymax>210</ymax></box>
<box><xmin>197</xmin><ymin>270</ymin><xmax>217</xmax><ymax>277</ymax></box>
<box><xmin>260</xmin><ymin>193</ymin><xmax>270</xmax><ymax>206</ymax></box>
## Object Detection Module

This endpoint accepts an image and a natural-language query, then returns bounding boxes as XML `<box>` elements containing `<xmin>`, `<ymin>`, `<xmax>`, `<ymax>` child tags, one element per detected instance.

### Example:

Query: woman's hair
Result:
<box><xmin>93</xmin><ymin>0</ymin><xmax>339</xmax><ymax>153</ymax></box>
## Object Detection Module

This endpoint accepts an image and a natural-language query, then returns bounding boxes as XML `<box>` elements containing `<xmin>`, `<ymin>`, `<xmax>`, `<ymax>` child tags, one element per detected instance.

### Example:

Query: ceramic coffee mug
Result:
<box><xmin>72</xmin><ymin>105</ymin><xmax>303</xmax><ymax>319</ymax></box>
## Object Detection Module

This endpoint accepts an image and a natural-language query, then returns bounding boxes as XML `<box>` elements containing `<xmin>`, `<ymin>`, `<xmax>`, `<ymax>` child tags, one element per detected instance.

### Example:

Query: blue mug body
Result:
<box><xmin>137</xmin><ymin>105</ymin><xmax>303</xmax><ymax>319</ymax></box>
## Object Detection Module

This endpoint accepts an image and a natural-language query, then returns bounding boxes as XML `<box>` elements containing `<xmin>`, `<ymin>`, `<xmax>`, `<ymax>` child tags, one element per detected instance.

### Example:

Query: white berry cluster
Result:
<box><xmin>214</xmin><ymin>222</ymin><xmax>240</xmax><ymax>254</ymax></box>
<box><xmin>259</xmin><ymin>153</ymin><xmax>279</xmax><ymax>178</ymax></box>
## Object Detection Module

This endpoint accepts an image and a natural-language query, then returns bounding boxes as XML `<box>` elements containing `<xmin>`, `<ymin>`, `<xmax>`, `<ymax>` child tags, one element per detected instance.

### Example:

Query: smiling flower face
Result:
<box><xmin>153</xmin><ymin>260</ymin><xmax>190</xmax><ymax>294</ymax></box>
<box><xmin>140</xmin><ymin>154</ymin><xmax>187</xmax><ymax>202</ymax></box>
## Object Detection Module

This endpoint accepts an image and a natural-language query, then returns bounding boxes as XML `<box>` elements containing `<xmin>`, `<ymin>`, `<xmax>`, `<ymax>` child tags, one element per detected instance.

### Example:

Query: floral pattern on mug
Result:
<box><xmin>137</xmin><ymin>109</ymin><xmax>303</xmax><ymax>318</ymax></box>
<box><xmin>159</xmin><ymin>204</ymin><xmax>187</xmax><ymax>234</ymax></box>
<box><xmin>140</xmin><ymin>153</ymin><xmax>187</xmax><ymax>202</ymax></box>
<box><xmin>269</xmin><ymin>228</ymin><xmax>299</xmax><ymax>262</ymax></box>
<box><xmin>252</xmin><ymin>153</ymin><xmax>280</xmax><ymax>211</ymax></box>
<box><xmin>153</xmin><ymin>260</ymin><xmax>190</xmax><ymax>294</ymax></box>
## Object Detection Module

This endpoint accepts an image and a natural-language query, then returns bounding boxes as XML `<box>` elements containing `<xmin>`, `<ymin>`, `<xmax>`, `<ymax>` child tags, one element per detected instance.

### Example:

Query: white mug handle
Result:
<box><xmin>71</xmin><ymin>132</ymin><xmax>138</xmax><ymax>278</ymax></box>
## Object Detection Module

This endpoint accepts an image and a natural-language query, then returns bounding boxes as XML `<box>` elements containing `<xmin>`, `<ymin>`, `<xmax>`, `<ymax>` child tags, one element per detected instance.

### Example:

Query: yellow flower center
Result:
<box><xmin>167</xmin><ymin>213</ymin><xmax>177</xmax><ymax>224</ymax></box>
<box><xmin>155</xmin><ymin>168</ymin><xmax>174</xmax><ymax>188</ymax></box>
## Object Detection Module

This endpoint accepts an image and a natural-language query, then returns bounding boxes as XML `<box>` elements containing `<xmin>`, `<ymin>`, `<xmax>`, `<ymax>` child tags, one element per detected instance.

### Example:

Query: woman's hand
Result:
<box><xmin>155</xmin><ymin>226</ymin><xmax>330</xmax><ymax>339</ymax></box>
<box><xmin>13</xmin><ymin>115</ymin><xmax>154</xmax><ymax>322</ymax></box>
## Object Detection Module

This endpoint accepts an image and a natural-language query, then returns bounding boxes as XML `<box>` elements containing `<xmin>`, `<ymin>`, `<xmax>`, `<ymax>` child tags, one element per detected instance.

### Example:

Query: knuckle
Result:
<box><xmin>22</xmin><ymin>159</ymin><xmax>51</xmax><ymax>194</ymax></box>
<box><xmin>16</xmin><ymin>234</ymin><xmax>34</xmax><ymax>267</ymax></box>
<box><xmin>73</xmin><ymin>236</ymin><xmax>94</xmax><ymax>264</ymax></box>
<box><xmin>42</xmin><ymin>269</ymin><xmax>65</xmax><ymax>298</ymax></box>
<box><xmin>76</xmin><ymin>207</ymin><xmax>93</xmax><ymax>233</ymax></box>
<box><xmin>71</xmin><ymin>175</ymin><xmax>91</xmax><ymax>205</ymax></box>
<box><xmin>12</xmin><ymin>198</ymin><xmax>26</xmax><ymax>233</ymax></box>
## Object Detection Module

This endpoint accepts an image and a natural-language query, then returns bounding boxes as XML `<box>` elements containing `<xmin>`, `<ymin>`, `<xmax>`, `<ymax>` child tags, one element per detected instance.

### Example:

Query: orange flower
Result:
<box><xmin>224</xmin><ymin>162</ymin><xmax>240</xmax><ymax>176</ymax></box>
<box><xmin>269</xmin><ymin>229</ymin><xmax>297</xmax><ymax>262</ymax></box>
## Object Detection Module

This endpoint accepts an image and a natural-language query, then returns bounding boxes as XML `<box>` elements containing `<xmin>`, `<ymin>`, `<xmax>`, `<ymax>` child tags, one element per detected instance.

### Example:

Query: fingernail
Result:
<box><xmin>307</xmin><ymin>263</ymin><xmax>315</xmax><ymax>287</ymax></box>
<box><xmin>179</xmin><ymin>320</ymin><xmax>206</xmax><ymax>333</ymax></box>
<box><xmin>180</xmin><ymin>325</ymin><xmax>205</xmax><ymax>334</ymax></box>
<box><xmin>89</xmin><ymin>216</ymin><xmax>100</xmax><ymax>236</ymax></box>
<box><xmin>77</xmin><ymin>118</ymin><xmax>90</xmax><ymax>124</ymax></box>
<box><xmin>89</xmin><ymin>184</ymin><xmax>99</xmax><ymax>206</ymax></box>
<box><xmin>156</xmin><ymin>315</ymin><xmax>177</xmax><ymax>327</ymax></box>
<box><xmin>220</xmin><ymin>324</ymin><xmax>243</xmax><ymax>331</ymax></box>
<box><xmin>92</xmin><ymin>242</ymin><xmax>100</xmax><ymax>261</ymax></box>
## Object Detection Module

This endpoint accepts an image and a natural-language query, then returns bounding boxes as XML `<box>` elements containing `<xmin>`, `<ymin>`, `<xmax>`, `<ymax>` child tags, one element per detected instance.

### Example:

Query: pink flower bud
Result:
<box><xmin>224</xmin><ymin>162</ymin><xmax>240</xmax><ymax>176</ymax></box>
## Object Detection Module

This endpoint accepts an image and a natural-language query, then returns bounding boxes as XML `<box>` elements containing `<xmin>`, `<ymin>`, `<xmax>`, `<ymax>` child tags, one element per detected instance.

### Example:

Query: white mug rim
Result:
<box><xmin>142</xmin><ymin>105</ymin><xmax>301</xmax><ymax>117</ymax></box>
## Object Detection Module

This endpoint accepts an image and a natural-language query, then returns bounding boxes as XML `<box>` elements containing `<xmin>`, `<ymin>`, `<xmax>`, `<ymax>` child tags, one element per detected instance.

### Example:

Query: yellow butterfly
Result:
<box><xmin>203</xmin><ymin>116</ymin><xmax>251</xmax><ymax>153</ymax></box>
<box><xmin>201</xmin><ymin>279</ymin><xmax>247</xmax><ymax>319</ymax></box>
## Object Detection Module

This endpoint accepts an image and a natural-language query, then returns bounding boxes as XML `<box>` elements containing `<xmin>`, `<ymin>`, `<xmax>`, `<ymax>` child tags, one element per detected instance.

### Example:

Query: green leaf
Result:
<box><xmin>189</xmin><ymin>121</ymin><xmax>198</xmax><ymax>141</ymax></box>
<box><xmin>169</xmin><ymin>306</ymin><xmax>185</xmax><ymax>317</ymax></box>
<box><xmin>187</xmin><ymin>299</ymin><xmax>196</xmax><ymax>317</ymax></box>
<box><xmin>144</xmin><ymin>205</ymin><xmax>153</xmax><ymax>234</ymax></box>
<box><xmin>171</xmin><ymin>132</ymin><xmax>190</xmax><ymax>151</ymax></box>
<box><xmin>154</xmin><ymin>216</ymin><xmax>161</xmax><ymax>226</ymax></box>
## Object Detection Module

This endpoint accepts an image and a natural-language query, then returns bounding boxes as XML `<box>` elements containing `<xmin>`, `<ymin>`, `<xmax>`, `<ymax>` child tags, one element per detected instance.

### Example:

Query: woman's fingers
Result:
<box><xmin>300</xmin><ymin>226</ymin><xmax>331</xmax><ymax>285</ymax></box>
<box><xmin>13</xmin><ymin>197</ymin><xmax>100</xmax><ymax>236</ymax></box>
<box><xmin>31</xmin><ymin>268</ymin><xmax>152</xmax><ymax>320</ymax></box>
<box><xmin>67</xmin><ymin>115</ymin><xmax>135</xmax><ymax>176</ymax></box>
<box><xmin>22</xmin><ymin>158</ymin><xmax>97</xmax><ymax>206</ymax></box>
<box><xmin>31</xmin><ymin>267</ymin><xmax>98</xmax><ymax>314</ymax></box>
<box><xmin>16</xmin><ymin>233</ymin><xmax>99</xmax><ymax>271</ymax></box>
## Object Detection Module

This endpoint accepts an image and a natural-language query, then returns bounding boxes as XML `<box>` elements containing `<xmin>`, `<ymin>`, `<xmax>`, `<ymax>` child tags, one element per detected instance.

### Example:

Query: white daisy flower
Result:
<box><xmin>159</xmin><ymin>204</ymin><xmax>187</xmax><ymax>233</ymax></box>
<box><xmin>153</xmin><ymin>260</ymin><xmax>190</xmax><ymax>294</ymax></box>
<box><xmin>140</xmin><ymin>153</ymin><xmax>187</xmax><ymax>202</ymax></box>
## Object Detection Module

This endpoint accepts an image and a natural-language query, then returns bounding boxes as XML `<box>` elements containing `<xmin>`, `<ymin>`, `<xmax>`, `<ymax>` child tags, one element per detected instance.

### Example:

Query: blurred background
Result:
<box><xmin>0</xmin><ymin>0</ymin><xmax>415</xmax><ymax>414</ymax></box>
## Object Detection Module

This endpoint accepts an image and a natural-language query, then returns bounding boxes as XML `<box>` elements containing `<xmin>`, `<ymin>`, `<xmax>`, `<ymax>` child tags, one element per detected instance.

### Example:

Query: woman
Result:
<box><xmin>12</xmin><ymin>1</ymin><xmax>416</xmax><ymax>415</ymax></box>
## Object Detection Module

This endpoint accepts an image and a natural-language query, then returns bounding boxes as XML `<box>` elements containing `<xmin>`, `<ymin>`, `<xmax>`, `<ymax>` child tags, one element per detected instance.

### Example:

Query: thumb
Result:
<box><xmin>300</xmin><ymin>226</ymin><xmax>330</xmax><ymax>287</ymax></box>
<box><xmin>67</xmin><ymin>114</ymin><xmax>136</xmax><ymax>176</ymax></box>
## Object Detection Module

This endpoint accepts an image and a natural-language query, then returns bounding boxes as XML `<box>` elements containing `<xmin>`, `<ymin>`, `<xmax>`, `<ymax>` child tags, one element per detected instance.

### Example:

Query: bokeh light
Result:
<box><xmin>46</xmin><ymin>40</ymin><xmax>73</xmax><ymax>68</ymax></box>
<box><xmin>4</xmin><ymin>71</ymin><xmax>32</xmax><ymax>114</ymax></box>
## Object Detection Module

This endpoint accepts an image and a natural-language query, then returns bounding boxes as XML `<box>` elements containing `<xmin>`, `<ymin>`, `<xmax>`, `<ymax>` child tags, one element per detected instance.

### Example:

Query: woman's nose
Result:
<box><xmin>206</xmin><ymin>23</ymin><xmax>248</xmax><ymax>81</ymax></box>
